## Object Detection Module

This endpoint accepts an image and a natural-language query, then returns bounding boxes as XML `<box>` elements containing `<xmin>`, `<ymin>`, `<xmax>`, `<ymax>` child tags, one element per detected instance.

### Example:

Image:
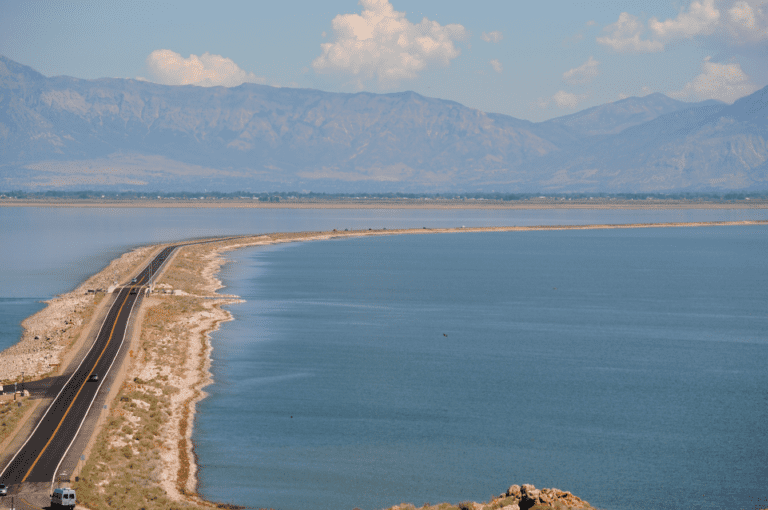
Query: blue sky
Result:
<box><xmin>1</xmin><ymin>0</ymin><xmax>766</xmax><ymax>121</ymax></box>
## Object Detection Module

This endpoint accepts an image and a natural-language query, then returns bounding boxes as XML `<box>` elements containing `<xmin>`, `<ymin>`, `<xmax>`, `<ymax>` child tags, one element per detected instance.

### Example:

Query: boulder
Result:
<box><xmin>519</xmin><ymin>484</ymin><xmax>542</xmax><ymax>510</ymax></box>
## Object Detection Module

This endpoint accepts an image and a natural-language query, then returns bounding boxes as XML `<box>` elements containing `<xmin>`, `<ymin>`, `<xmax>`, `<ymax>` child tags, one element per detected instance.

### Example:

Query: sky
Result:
<box><xmin>1</xmin><ymin>0</ymin><xmax>766</xmax><ymax>122</ymax></box>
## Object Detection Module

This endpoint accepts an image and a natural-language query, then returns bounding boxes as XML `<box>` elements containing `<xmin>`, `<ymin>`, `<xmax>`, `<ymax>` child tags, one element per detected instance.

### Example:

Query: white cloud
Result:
<box><xmin>598</xmin><ymin>0</ymin><xmax>768</xmax><ymax>52</ymax></box>
<box><xmin>490</xmin><ymin>59</ymin><xmax>502</xmax><ymax>73</ymax></box>
<box><xmin>146</xmin><ymin>50</ymin><xmax>266</xmax><ymax>87</ymax></box>
<box><xmin>481</xmin><ymin>31</ymin><xmax>503</xmax><ymax>43</ymax></box>
<box><xmin>553</xmin><ymin>90</ymin><xmax>582</xmax><ymax>108</ymax></box>
<box><xmin>729</xmin><ymin>1</ymin><xmax>756</xmax><ymax>29</ymax></box>
<box><xmin>534</xmin><ymin>90</ymin><xmax>586</xmax><ymax>110</ymax></box>
<box><xmin>648</xmin><ymin>0</ymin><xmax>720</xmax><ymax>39</ymax></box>
<box><xmin>669</xmin><ymin>57</ymin><xmax>757</xmax><ymax>102</ymax></box>
<box><xmin>312</xmin><ymin>0</ymin><xmax>467</xmax><ymax>85</ymax></box>
<box><xmin>563</xmin><ymin>56</ymin><xmax>599</xmax><ymax>84</ymax></box>
<box><xmin>618</xmin><ymin>90</ymin><xmax>653</xmax><ymax>100</ymax></box>
<box><xmin>724</xmin><ymin>1</ymin><xmax>768</xmax><ymax>43</ymax></box>
<box><xmin>597</xmin><ymin>12</ymin><xmax>664</xmax><ymax>52</ymax></box>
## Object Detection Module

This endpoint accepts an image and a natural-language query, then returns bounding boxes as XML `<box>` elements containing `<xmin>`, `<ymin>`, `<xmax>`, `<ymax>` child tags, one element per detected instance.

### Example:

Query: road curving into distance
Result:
<box><xmin>0</xmin><ymin>245</ymin><xmax>176</xmax><ymax>489</ymax></box>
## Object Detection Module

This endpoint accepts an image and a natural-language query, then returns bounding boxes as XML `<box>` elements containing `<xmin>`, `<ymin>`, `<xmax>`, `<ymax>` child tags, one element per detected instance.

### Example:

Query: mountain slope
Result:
<box><xmin>0</xmin><ymin>55</ymin><xmax>766</xmax><ymax>192</ymax></box>
<box><xmin>541</xmin><ymin>93</ymin><xmax>723</xmax><ymax>136</ymax></box>
<box><xmin>530</xmin><ymin>88</ymin><xmax>768</xmax><ymax>191</ymax></box>
<box><xmin>0</xmin><ymin>56</ymin><xmax>565</xmax><ymax>191</ymax></box>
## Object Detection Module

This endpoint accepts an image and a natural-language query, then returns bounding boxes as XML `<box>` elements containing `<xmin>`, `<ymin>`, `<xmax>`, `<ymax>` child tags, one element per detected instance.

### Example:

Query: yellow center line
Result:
<box><xmin>22</xmin><ymin>286</ymin><xmax>137</xmax><ymax>482</ymax></box>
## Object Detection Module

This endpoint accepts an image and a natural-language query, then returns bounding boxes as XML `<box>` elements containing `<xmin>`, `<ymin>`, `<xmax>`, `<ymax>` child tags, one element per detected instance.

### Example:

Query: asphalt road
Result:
<box><xmin>0</xmin><ymin>246</ymin><xmax>176</xmax><ymax>487</ymax></box>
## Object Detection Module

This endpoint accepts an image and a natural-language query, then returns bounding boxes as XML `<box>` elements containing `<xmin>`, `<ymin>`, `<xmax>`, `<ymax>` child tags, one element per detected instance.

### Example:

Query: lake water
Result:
<box><xmin>1</xmin><ymin>207</ymin><xmax>767</xmax><ymax>510</ymax></box>
<box><xmin>7</xmin><ymin>205</ymin><xmax>639</xmax><ymax>352</ymax></box>
<box><xmin>4</xmin><ymin>205</ymin><xmax>761</xmax><ymax>356</ymax></box>
<box><xmin>195</xmin><ymin>226</ymin><xmax>768</xmax><ymax>510</ymax></box>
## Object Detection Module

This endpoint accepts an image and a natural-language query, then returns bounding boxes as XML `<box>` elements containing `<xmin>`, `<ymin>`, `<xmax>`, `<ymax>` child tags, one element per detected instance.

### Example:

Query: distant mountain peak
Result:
<box><xmin>726</xmin><ymin>83</ymin><xmax>768</xmax><ymax>122</ymax></box>
<box><xmin>0</xmin><ymin>54</ymin><xmax>46</xmax><ymax>85</ymax></box>
<box><xmin>0</xmin><ymin>55</ymin><xmax>765</xmax><ymax>192</ymax></box>
<box><xmin>541</xmin><ymin>92</ymin><xmax>720</xmax><ymax>136</ymax></box>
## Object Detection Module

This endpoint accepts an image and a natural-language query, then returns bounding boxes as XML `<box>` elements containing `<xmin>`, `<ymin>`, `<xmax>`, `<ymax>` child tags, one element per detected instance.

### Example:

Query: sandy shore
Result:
<box><xmin>2</xmin><ymin>219</ymin><xmax>766</xmax><ymax>509</ymax></box>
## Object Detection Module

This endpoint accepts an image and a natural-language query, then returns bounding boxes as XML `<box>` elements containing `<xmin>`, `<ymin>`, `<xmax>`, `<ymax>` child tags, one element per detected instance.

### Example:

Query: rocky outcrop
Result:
<box><xmin>507</xmin><ymin>483</ymin><xmax>591</xmax><ymax>510</ymax></box>
<box><xmin>388</xmin><ymin>483</ymin><xmax>594</xmax><ymax>510</ymax></box>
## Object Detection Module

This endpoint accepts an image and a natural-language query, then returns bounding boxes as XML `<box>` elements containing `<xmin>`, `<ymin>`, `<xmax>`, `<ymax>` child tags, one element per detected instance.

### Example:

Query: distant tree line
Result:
<box><xmin>1</xmin><ymin>190</ymin><xmax>767</xmax><ymax>201</ymax></box>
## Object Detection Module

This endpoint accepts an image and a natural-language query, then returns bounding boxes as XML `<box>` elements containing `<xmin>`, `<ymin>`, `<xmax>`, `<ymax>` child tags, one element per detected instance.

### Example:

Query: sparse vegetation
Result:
<box><xmin>73</xmin><ymin>242</ymin><xmax>244</xmax><ymax>509</ymax></box>
<box><xmin>73</xmin><ymin>298</ymin><xmax>213</xmax><ymax>509</ymax></box>
<box><xmin>0</xmin><ymin>398</ymin><xmax>35</xmax><ymax>446</ymax></box>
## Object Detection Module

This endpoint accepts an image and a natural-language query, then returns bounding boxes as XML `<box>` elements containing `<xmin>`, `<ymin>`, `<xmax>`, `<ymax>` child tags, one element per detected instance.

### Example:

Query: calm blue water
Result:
<box><xmin>3</xmin><ymin>205</ymin><xmax>764</xmax><ymax>354</ymax></box>
<box><xmin>195</xmin><ymin>226</ymin><xmax>768</xmax><ymax>510</ymax></box>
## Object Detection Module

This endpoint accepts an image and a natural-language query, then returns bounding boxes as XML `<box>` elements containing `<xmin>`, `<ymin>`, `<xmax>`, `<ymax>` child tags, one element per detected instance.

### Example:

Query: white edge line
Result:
<box><xmin>0</xmin><ymin>289</ymin><xmax>124</xmax><ymax>483</ymax></box>
<box><xmin>49</xmin><ymin>285</ymin><xmax>143</xmax><ymax>494</ymax></box>
<box><xmin>49</xmin><ymin>246</ymin><xmax>176</xmax><ymax>492</ymax></box>
<box><xmin>1</xmin><ymin>244</ymin><xmax>175</xmax><ymax>484</ymax></box>
<box><xmin>0</xmin><ymin>241</ymin><xmax>272</xmax><ymax>484</ymax></box>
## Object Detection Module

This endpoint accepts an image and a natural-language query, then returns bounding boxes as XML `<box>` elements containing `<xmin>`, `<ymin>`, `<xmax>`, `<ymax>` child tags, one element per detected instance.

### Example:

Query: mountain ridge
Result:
<box><xmin>1</xmin><ymin>55</ymin><xmax>766</xmax><ymax>192</ymax></box>
<box><xmin>541</xmin><ymin>92</ymin><xmax>723</xmax><ymax>136</ymax></box>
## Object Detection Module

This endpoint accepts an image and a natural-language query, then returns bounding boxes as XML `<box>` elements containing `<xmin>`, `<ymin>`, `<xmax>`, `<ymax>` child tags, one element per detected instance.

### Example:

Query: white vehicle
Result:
<box><xmin>51</xmin><ymin>487</ymin><xmax>76</xmax><ymax>507</ymax></box>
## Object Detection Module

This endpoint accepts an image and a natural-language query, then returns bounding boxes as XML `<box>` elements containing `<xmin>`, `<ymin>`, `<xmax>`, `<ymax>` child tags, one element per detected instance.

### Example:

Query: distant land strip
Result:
<box><xmin>322</xmin><ymin>220</ymin><xmax>768</xmax><ymax>235</ymax></box>
<box><xmin>2</xmin><ymin>198</ymin><xmax>768</xmax><ymax>209</ymax></box>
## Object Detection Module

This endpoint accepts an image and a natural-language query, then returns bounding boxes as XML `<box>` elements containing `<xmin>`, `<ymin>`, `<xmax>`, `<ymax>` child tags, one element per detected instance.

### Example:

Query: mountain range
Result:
<box><xmin>1</xmin><ymin>55</ymin><xmax>766</xmax><ymax>192</ymax></box>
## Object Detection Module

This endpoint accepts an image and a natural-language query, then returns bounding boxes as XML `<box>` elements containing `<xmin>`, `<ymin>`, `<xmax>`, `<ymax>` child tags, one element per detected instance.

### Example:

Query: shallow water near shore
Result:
<box><xmin>196</xmin><ymin>226</ymin><xmax>768</xmax><ymax>510</ymax></box>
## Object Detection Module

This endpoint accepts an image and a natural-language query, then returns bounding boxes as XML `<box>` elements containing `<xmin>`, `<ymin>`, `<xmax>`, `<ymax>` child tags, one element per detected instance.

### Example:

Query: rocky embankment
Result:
<box><xmin>498</xmin><ymin>484</ymin><xmax>592</xmax><ymax>509</ymax></box>
<box><xmin>0</xmin><ymin>245</ymin><xmax>156</xmax><ymax>382</ymax></box>
<box><xmin>388</xmin><ymin>483</ymin><xmax>596</xmax><ymax>510</ymax></box>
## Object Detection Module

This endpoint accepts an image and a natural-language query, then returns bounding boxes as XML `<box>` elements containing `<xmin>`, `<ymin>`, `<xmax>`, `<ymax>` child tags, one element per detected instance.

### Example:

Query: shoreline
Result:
<box><xmin>2</xmin><ymin>198</ymin><xmax>768</xmax><ymax>210</ymax></box>
<box><xmin>0</xmin><ymin>244</ymin><xmax>161</xmax><ymax>383</ymax></box>
<box><xmin>150</xmin><ymin>218</ymin><xmax>768</xmax><ymax>508</ymax></box>
<box><xmin>8</xmin><ymin>218</ymin><xmax>762</xmax><ymax>383</ymax></box>
<box><xmin>3</xmin><ymin>219</ymin><xmax>767</xmax><ymax>509</ymax></box>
